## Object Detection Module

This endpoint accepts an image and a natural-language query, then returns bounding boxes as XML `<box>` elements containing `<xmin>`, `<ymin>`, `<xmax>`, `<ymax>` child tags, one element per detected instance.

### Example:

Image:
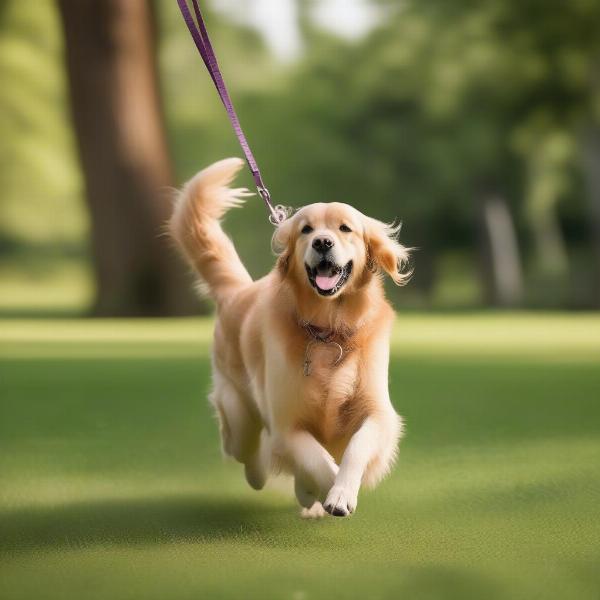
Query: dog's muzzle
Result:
<box><xmin>305</xmin><ymin>260</ymin><xmax>353</xmax><ymax>296</ymax></box>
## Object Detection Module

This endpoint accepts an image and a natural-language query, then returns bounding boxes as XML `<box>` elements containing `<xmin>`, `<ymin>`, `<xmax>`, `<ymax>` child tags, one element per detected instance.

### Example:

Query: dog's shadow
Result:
<box><xmin>0</xmin><ymin>493</ymin><xmax>294</xmax><ymax>556</ymax></box>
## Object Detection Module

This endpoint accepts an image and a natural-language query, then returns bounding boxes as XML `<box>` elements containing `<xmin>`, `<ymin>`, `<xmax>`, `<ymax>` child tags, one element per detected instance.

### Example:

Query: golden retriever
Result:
<box><xmin>170</xmin><ymin>158</ymin><xmax>410</xmax><ymax>518</ymax></box>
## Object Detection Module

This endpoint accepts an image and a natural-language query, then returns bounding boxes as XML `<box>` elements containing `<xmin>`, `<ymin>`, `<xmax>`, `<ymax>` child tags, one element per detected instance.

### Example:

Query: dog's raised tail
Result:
<box><xmin>170</xmin><ymin>158</ymin><xmax>253</xmax><ymax>303</ymax></box>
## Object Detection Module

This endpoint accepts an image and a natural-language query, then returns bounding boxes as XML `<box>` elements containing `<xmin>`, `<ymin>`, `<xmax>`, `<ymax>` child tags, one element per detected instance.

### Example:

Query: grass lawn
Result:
<box><xmin>1</xmin><ymin>313</ymin><xmax>599</xmax><ymax>599</ymax></box>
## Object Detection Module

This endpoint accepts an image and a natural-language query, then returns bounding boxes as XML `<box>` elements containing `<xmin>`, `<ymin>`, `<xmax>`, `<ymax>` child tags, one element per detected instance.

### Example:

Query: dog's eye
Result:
<box><xmin>301</xmin><ymin>225</ymin><xmax>313</xmax><ymax>234</ymax></box>
<box><xmin>339</xmin><ymin>224</ymin><xmax>352</xmax><ymax>233</ymax></box>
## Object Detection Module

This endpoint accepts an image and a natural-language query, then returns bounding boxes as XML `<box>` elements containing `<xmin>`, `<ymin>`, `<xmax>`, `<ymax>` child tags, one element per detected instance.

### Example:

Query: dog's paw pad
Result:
<box><xmin>324</xmin><ymin>485</ymin><xmax>356</xmax><ymax>517</ymax></box>
<box><xmin>300</xmin><ymin>502</ymin><xmax>327</xmax><ymax>519</ymax></box>
<box><xmin>330</xmin><ymin>505</ymin><xmax>349</xmax><ymax>517</ymax></box>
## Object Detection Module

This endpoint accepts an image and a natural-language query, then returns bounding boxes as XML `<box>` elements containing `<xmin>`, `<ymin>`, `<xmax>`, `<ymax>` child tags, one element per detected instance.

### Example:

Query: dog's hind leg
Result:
<box><xmin>243</xmin><ymin>428</ymin><xmax>271</xmax><ymax>490</ymax></box>
<box><xmin>211</xmin><ymin>372</ymin><xmax>268</xmax><ymax>489</ymax></box>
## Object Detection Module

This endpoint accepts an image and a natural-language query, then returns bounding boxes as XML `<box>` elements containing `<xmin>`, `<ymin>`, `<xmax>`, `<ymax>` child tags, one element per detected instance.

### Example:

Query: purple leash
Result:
<box><xmin>176</xmin><ymin>0</ymin><xmax>287</xmax><ymax>225</ymax></box>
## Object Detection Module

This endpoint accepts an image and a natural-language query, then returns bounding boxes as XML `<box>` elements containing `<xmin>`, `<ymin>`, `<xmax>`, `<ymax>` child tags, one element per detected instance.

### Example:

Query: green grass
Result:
<box><xmin>0</xmin><ymin>258</ymin><xmax>93</xmax><ymax>318</ymax></box>
<box><xmin>1</xmin><ymin>314</ymin><xmax>600</xmax><ymax>600</ymax></box>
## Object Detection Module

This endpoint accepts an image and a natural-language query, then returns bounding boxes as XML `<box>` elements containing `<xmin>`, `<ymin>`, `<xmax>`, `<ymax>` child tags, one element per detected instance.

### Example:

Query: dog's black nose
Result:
<box><xmin>312</xmin><ymin>237</ymin><xmax>334</xmax><ymax>252</ymax></box>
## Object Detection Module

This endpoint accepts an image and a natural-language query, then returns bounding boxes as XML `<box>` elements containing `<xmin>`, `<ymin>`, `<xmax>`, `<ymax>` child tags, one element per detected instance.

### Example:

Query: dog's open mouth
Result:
<box><xmin>305</xmin><ymin>260</ymin><xmax>353</xmax><ymax>296</ymax></box>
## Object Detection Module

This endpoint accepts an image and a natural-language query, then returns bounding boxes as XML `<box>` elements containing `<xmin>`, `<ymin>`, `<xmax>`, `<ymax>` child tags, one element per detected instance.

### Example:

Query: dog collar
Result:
<box><xmin>299</xmin><ymin>320</ymin><xmax>355</xmax><ymax>376</ymax></box>
<box><xmin>299</xmin><ymin>320</ymin><xmax>355</xmax><ymax>343</ymax></box>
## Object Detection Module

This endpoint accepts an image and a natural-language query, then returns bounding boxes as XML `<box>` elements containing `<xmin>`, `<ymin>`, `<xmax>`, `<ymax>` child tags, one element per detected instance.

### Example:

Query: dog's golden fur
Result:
<box><xmin>170</xmin><ymin>158</ymin><xmax>410</xmax><ymax>517</ymax></box>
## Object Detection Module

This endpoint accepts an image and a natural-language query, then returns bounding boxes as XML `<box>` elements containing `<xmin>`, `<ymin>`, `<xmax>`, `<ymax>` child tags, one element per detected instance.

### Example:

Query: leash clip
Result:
<box><xmin>258</xmin><ymin>186</ymin><xmax>287</xmax><ymax>226</ymax></box>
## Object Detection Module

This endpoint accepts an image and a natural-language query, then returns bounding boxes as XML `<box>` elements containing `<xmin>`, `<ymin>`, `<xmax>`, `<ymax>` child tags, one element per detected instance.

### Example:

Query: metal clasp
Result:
<box><xmin>257</xmin><ymin>186</ymin><xmax>288</xmax><ymax>226</ymax></box>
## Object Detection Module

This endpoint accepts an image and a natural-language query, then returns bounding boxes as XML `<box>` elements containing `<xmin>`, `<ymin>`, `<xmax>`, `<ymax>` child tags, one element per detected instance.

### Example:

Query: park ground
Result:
<box><xmin>1</xmin><ymin>313</ymin><xmax>600</xmax><ymax>599</ymax></box>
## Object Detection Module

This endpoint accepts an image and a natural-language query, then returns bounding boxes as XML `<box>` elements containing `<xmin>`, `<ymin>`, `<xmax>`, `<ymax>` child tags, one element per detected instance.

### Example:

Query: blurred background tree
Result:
<box><xmin>58</xmin><ymin>0</ymin><xmax>197</xmax><ymax>316</ymax></box>
<box><xmin>1</xmin><ymin>0</ymin><xmax>599</xmax><ymax>316</ymax></box>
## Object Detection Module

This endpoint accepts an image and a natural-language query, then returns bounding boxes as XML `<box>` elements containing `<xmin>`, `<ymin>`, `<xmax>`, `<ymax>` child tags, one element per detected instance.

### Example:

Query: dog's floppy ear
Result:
<box><xmin>365</xmin><ymin>217</ymin><xmax>411</xmax><ymax>285</ymax></box>
<box><xmin>271</xmin><ymin>217</ymin><xmax>295</xmax><ymax>275</ymax></box>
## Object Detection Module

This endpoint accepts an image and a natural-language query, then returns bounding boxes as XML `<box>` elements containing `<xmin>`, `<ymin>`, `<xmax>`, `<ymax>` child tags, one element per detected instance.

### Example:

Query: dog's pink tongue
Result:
<box><xmin>316</xmin><ymin>273</ymin><xmax>341</xmax><ymax>291</ymax></box>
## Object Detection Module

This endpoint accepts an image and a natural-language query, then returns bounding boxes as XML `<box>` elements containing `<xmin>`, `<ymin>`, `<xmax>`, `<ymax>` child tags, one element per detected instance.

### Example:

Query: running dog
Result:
<box><xmin>170</xmin><ymin>158</ymin><xmax>410</xmax><ymax>518</ymax></box>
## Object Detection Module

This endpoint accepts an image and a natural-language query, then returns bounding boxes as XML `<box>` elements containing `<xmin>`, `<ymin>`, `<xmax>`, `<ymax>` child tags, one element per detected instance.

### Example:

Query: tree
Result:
<box><xmin>277</xmin><ymin>0</ymin><xmax>600</xmax><ymax>307</ymax></box>
<box><xmin>57</xmin><ymin>0</ymin><xmax>197</xmax><ymax>316</ymax></box>
<box><xmin>265</xmin><ymin>4</ymin><xmax>527</xmax><ymax>306</ymax></box>
<box><xmin>582</xmin><ymin>125</ymin><xmax>600</xmax><ymax>306</ymax></box>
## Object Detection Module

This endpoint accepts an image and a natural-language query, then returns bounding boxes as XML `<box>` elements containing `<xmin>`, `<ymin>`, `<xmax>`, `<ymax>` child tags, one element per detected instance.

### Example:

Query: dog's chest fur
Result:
<box><xmin>299</xmin><ymin>344</ymin><xmax>364</xmax><ymax>456</ymax></box>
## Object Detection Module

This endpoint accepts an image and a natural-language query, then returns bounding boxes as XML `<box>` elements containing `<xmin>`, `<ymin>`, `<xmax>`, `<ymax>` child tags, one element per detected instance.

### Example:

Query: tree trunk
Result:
<box><xmin>477</xmin><ymin>191</ymin><xmax>524</xmax><ymax>307</ymax></box>
<box><xmin>582</xmin><ymin>126</ymin><xmax>600</xmax><ymax>307</ymax></box>
<box><xmin>57</xmin><ymin>0</ymin><xmax>198</xmax><ymax>316</ymax></box>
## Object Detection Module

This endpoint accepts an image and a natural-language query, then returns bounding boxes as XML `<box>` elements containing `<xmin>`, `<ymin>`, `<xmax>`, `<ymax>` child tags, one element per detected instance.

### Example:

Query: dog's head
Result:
<box><xmin>272</xmin><ymin>202</ymin><xmax>410</xmax><ymax>298</ymax></box>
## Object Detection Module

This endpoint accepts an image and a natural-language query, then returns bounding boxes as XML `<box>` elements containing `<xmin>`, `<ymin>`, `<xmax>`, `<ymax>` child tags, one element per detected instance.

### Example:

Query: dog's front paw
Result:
<box><xmin>300</xmin><ymin>501</ymin><xmax>327</xmax><ymax>519</ymax></box>
<box><xmin>324</xmin><ymin>485</ymin><xmax>357</xmax><ymax>517</ymax></box>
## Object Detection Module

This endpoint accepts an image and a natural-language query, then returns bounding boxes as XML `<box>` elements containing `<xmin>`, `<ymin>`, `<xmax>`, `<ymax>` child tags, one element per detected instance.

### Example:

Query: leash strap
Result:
<box><xmin>176</xmin><ymin>0</ymin><xmax>287</xmax><ymax>225</ymax></box>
